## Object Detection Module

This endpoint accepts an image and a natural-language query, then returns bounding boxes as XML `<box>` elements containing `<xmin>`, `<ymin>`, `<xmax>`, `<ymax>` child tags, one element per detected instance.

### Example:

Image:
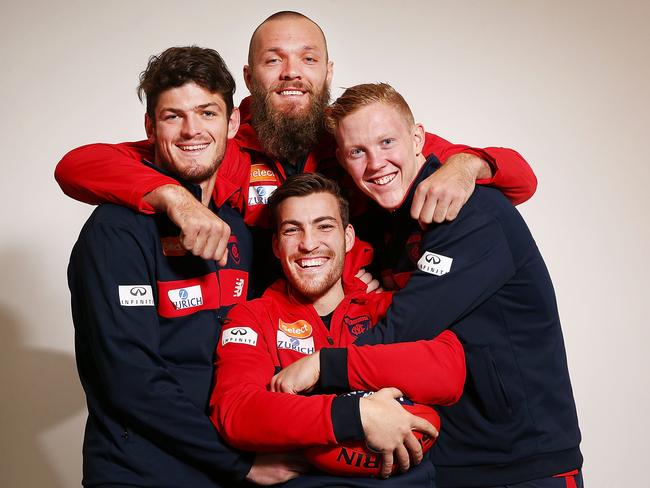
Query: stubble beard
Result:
<box><xmin>286</xmin><ymin>249</ymin><xmax>344</xmax><ymax>302</ymax></box>
<box><xmin>250</xmin><ymin>79</ymin><xmax>330</xmax><ymax>164</ymax></box>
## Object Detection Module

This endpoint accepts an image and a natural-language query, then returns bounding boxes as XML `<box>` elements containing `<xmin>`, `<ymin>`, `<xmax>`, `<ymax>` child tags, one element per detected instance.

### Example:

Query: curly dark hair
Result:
<box><xmin>138</xmin><ymin>46</ymin><xmax>235</xmax><ymax>119</ymax></box>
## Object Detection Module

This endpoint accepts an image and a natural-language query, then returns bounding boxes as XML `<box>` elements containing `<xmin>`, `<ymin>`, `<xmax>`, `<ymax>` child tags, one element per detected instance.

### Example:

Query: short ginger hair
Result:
<box><xmin>324</xmin><ymin>82</ymin><xmax>415</xmax><ymax>133</ymax></box>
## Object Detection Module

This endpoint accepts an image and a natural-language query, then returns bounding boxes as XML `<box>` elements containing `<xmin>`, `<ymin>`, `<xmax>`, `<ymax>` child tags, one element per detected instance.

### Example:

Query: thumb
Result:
<box><xmin>376</xmin><ymin>387</ymin><xmax>404</xmax><ymax>400</ymax></box>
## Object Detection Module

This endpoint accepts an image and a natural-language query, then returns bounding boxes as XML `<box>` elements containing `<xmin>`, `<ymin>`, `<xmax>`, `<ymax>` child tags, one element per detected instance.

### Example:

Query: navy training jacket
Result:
<box><xmin>68</xmin><ymin>169</ymin><xmax>254</xmax><ymax>488</ymax></box>
<box><xmin>321</xmin><ymin>156</ymin><xmax>582</xmax><ymax>487</ymax></box>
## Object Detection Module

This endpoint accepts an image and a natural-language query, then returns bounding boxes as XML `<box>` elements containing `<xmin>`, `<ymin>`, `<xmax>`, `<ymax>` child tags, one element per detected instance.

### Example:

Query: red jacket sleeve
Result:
<box><xmin>54</xmin><ymin>141</ymin><xmax>176</xmax><ymax>213</ymax></box>
<box><xmin>210</xmin><ymin>303</ymin><xmax>339</xmax><ymax>452</ymax></box>
<box><xmin>423</xmin><ymin>132</ymin><xmax>537</xmax><ymax>205</ymax></box>
<box><xmin>346</xmin><ymin>330</ymin><xmax>465</xmax><ymax>406</ymax></box>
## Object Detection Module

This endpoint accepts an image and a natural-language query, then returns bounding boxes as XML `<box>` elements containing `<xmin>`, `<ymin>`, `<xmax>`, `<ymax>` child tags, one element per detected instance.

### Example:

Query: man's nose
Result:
<box><xmin>181</xmin><ymin>114</ymin><xmax>201</xmax><ymax>138</ymax></box>
<box><xmin>365</xmin><ymin>149</ymin><xmax>384</xmax><ymax>171</ymax></box>
<box><xmin>298</xmin><ymin>228</ymin><xmax>318</xmax><ymax>252</ymax></box>
<box><xmin>280</xmin><ymin>57</ymin><xmax>300</xmax><ymax>80</ymax></box>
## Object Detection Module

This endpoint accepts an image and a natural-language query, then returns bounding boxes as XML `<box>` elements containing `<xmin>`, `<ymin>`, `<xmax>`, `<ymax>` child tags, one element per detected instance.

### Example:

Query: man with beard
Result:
<box><xmin>210</xmin><ymin>173</ymin><xmax>466</xmax><ymax>486</ymax></box>
<box><xmin>55</xmin><ymin>11</ymin><xmax>537</xmax><ymax>291</ymax></box>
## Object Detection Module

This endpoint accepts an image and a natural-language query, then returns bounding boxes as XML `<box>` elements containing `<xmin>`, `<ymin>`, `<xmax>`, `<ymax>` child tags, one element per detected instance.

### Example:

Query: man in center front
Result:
<box><xmin>209</xmin><ymin>173</ymin><xmax>467</xmax><ymax>487</ymax></box>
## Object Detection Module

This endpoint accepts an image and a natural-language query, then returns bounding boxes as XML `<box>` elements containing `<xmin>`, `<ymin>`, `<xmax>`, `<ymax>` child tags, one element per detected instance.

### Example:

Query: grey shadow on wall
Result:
<box><xmin>0</xmin><ymin>306</ymin><xmax>85</xmax><ymax>488</ymax></box>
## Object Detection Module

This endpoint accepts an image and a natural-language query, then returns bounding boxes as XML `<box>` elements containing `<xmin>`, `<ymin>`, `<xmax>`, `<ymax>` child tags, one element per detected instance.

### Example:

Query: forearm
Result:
<box><xmin>423</xmin><ymin>132</ymin><xmax>537</xmax><ymax>204</ymax></box>
<box><xmin>213</xmin><ymin>378</ymin><xmax>341</xmax><ymax>451</ymax></box>
<box><xmin>55</xmin><ymin>141</ymin><xmax>178</xmax><ymax>212</ymax></box>
<box><xmin>320</xmin><ymin>331</ymin><xmax>466</xmax><ymax>405</ymax></box>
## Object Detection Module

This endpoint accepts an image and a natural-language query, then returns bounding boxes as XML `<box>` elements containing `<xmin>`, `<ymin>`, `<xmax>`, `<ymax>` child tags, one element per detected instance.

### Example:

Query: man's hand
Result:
<box><xmin>144</xmin><ymin>184</ymin><xmax>231</xmax><ymax>266</ymax></box>
<box><xmin>355</xmin><ymin>268</ymin><xmax>383</xmax><ymax>293</ymax></box>
<box><xmin>271</xmin><ymin>351</ymin><xmax>320</xmax><ymax>394</ymax></box>
<box><xmin>246</xmin><ymin>452</ymin><xmax>309</xmax><ymax>485</ymax></box>
<box><xmin>410</xmin><ymin>153</ymin><xmax>492</xmax><ymax>226</ymax></box>
<box><xmin>360</xmin><ymin>388</ymin><xmax>438</xmax><ymax>479</ymax></box>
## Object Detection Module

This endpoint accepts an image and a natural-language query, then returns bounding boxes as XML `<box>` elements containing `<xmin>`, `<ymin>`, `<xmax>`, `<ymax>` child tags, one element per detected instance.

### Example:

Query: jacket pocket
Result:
<box><xmin>464</xmin><ymin>345</ymin><xmax>512</xmax><ymax>423</ymax></box>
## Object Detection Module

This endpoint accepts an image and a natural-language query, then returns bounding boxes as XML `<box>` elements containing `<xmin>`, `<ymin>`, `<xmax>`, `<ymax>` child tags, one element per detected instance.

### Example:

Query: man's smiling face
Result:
<box><xmin>272</xmin><ymin>192</ymin><xmax>354</xmax><ymax>301</ymax></box>
<box><xmin>245</xmin><ymin>15</ymin><xmax>333</xmax><ymax>119</ymax></box>
<box><xmin>146</xmin><ymin>82</ymin><xmax>238</xmax><ymax>184</ymax></box>
<box><xmin>335</xmin><ymin>102</ymin><xmax>425</xmax><ymax>211</ymax></box>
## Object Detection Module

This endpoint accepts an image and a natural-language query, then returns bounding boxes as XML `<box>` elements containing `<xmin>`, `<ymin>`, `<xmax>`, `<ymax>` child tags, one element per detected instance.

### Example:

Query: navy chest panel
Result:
<box><xmin>382</xmin><ymin>221</ymin><xmax>423</xmax><ymax>289</ymax></box>
<box><xmin>153</xmin><ymin>205</ymin><xmax>252</xmax><ymax>319</ymax></box>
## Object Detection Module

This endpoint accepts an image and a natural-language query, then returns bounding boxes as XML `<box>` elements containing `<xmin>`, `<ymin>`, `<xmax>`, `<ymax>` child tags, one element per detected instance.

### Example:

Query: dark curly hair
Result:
<box><xmin>138</xmin><ymin>46</ymin><xmax>235</xmax><ymax>119</ymax></box>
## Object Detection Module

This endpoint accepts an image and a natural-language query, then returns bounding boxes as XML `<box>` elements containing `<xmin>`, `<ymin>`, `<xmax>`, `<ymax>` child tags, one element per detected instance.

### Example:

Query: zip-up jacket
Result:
<box><xmin>320</xmin><ymin>156</ymin><xmax>582</xmax><ymax>487</ymax></box>
<box><xmin>68</xmin><ymin>165</ymin><xmax>254</xmax><ymax>488</ymax></box>
<box><xmin>209</xmin><ymin>274</ymin><xmax>465</xmax><ymax>487</ymax></box>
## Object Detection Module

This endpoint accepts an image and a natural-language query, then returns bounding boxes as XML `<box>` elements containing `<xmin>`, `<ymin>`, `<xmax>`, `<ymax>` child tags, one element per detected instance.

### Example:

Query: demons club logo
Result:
<box><xmin>343</xmin><ymin>315</ymin><xmax>371</xmax><ymax>338</ymax></box>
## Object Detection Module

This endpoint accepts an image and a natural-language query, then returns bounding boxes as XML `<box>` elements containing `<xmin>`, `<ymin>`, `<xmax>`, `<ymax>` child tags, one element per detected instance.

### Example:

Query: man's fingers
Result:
<box><xmin>432</xmin><ymin>195</ymin><xmax>452</xmax><ymax>223</ymax></box>
<box><xmin>411</xmin><ymin>416</ymin><xmax>439</xmax><ymax>439</ymax></box>
<box><xmin>404</xmin><ymin>431</ymin><xmax>423</xmax><ymax>466</ymax></box>
<box><xmin>269</xmin><ymin>374</ymin><xmax>279</xmax><ymax>392</ymax></box>
<box><xmin>215</xmin><ymin>247</ymin><xmax>229</xmax><ymax>267</ymax></box>
<box><xmin>445</xmin><ymin>197</ymin><xmax>464</xmax><ymax>221</ymax></box>
<box><xmin>394</xmin><ymin>444</ymin><xmax>411</xmax><ymax>473</ymax></box>
<box><xmin>380</xmin><ymin>451</ymin><xmax>394</xmax><ymax>479</ymax></box>
<box><xmin>191</xmin><ymin>231</ymin><xmax>208</xmax><ymax>258</ymax></box>
<box><xmin>416</xmin><ymin>195</ymin><xmax>438</xmax><ymax>227</ymax></box>
<box><xmin>179</xmin><ymin>229</ymin><xmax>195</xmax><ymax>251</ymax></box>
<box><xmin>410</xmin><ymin>185</ymin><xmax>428</xmax><ymax>221</ymax></box>
<box><xmin>213</xmin><ymin>224</ymin><xmax>231</xmax><ymax>264</ymax></box>
<box><xmin>200</xmin><ymin>232</ymin><xmax>219</xmax><ymax>261</ymax></box>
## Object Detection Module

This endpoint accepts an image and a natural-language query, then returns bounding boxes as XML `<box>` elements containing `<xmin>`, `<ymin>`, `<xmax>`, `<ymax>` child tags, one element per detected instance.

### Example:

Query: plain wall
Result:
<box><xmin>1</xmin><ymin>1</ymin><xmax>648</xmax><ymax>486</ymax></box>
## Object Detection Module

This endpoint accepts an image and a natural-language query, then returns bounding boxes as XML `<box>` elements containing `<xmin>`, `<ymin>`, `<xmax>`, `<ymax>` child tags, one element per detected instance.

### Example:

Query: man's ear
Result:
<box><xmin>227</xmin><ymin>107</ymin><xmax>240</xmax><ymax>139</ymax></box>
<box><xmin>344</xmin><ymin>223</ymin><xmax>355</xmax><ymax>253</ymax></box>
<box><xmin>145</xmin><ymin>113</ymin><xmax>155</xmax><ymax>144</ymax></box>
<box><xmin>326</xmin><ymin>60</ymin><xmax>334</xmax><ymax>86</ymax></box>
<box><xmin>271</xmin><ymin>233</ymin><xmax>280</xmax><ymax>259</ymax></box>
<box><xmin>243</xmin><ymin>65</ymin><xmax>253</xmax><ymax>92</ymax></box>
<box><xmin>413</xmin><ymin>122</ymin><xmax>425</xmax><ymax>156</ymax></box>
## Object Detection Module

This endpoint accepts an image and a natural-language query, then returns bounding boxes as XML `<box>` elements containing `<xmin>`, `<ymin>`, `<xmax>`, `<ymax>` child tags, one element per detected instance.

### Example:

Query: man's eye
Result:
<box><xmin>266</xmin><ymin>57</ymin><xmax>281</xmax><ymax>65</ymax></box>
<box><xmin>318</xmin><ymin>224</ymin><xmax>335</xmax><ymax>231</ymax></box>
<box><xmin>283</xmin><ymin>227</ymin><xmax>298</xmax><ymax>235</ymax></box>
<box><xmin>381</xmin><ymin>138</ymin><xmax>395</xmax><ymax>146</ymax></box>
<box><xmin>203</xmin><ymin>111</ymin><xmax>217</xmax><ymax>118</ymax></box>
<box><xmin>350</xmin><ymin>148</ymin><xmax>363</xmax><ymax>158</ymax></box>
<box><xmin>163</xmin><ymin>114</ymin><xmax>178</xmax><ymax>121</ymax></box>
<box><xmin>304</xmin><ymin>56</ymin><xmax>317</xmax><ymax>63</ymax></box>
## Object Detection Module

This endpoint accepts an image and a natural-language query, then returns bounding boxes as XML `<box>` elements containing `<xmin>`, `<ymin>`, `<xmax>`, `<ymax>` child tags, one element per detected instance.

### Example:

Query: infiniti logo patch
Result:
<box><xmin>119</xmin><ymin>285</ymin><xmax>154</xmax><ymax>306</ymax></box>
<box><xmin>417</xmin><ymin>251</ymin><xmax>453</xmax><ymax>276</ymax></box>
<box><xmin>222</xmin><ymin>327</ymin><xmax>258</xmax><ymax>346</ymax></box>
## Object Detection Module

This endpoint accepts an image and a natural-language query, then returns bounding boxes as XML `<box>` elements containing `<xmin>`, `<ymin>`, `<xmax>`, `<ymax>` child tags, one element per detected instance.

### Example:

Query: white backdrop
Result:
<box><xmin>1</xmin><ymin>1</ymin><xmax>648</xmax><ymax>486</ymax></box>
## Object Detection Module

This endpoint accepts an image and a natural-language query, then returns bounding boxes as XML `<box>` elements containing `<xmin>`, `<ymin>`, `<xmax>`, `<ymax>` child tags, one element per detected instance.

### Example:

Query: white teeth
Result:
<box><xmin>280</xmin><ymin>90</ymin><xmax>304</xmax><ymax>96</ymax></box>
<box><xmin>298</xmin><ymin>258</ymin><xmax>327</xmax><ymax>268</ymax></box>
<box><xmin>371</xmin><ymin>174</ymin><xmax>396</xmax><ymax>186</ymax></box>
<box><xmin>178</xmin><ymin>143</ymin><xmax>208</xmax><ymax>151</ymax></box>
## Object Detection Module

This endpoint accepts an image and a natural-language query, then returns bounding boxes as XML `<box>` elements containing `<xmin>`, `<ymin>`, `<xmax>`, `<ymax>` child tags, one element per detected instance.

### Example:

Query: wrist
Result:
<box><xmin>450</xmin><ymin>152</ymin><xmax>492</xmax><ymax>180</ymax></box>
<box><xmin>144</xmin><ymin>184</ymin><xmax>185</xmax><ymax>213</ymax></box>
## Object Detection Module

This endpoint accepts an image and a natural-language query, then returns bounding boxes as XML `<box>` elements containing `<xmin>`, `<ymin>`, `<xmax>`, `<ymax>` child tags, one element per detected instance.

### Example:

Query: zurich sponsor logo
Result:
<box><xmin>222</xmin><ymin>327</ymin><xmax>258</xmax><ymax>346</ymax></box>
<box><xmin>276</xmin><ymin>329</ymin><xmax>315</xmax><ymax>355</ymax></box>
<box><xmin>167</xmin><ymin>285</ymin><xmax>203</xmax><ymax>310</ymax></box>
<box><xmin>119</xmin><ymin>285</ymin><xmax>154</xmax><ymax>306</ymax></box>
<box><xmin>417</xmin><ymin>251</ymin><xmax>453</xmax><ymax>276</ymax></box>
<box><xmin>248</xmin><ymin>185</ymin><xmax>278</xmax><ymax>206</ymax></box>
